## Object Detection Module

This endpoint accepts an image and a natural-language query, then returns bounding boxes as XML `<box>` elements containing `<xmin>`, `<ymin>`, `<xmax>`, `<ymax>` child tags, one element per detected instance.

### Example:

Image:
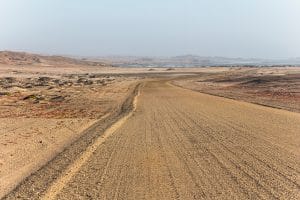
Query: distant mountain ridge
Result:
<box><xmin>90</xmin><ymin>55</ymin><xmax>300</xmax><ymax>67</ymax></box>
<box><xmin>1</xmin><ymin>51</ymin><xmax>299</xmax><ymax>67</ymax></box>
<box><xmin>0</xmin><ymin>51</ymin><xmax>107</xmax><ymax>67</ymax></box>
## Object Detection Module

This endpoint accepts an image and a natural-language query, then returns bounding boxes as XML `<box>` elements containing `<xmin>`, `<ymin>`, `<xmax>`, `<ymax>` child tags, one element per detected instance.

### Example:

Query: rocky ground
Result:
<box><xmin>173</xmin><ymin>67</ymin><xmax>300</xmax><ymax>112</ymax></box>
<box><xmin>0</xmin><ymin>74</ymin><xmax>139</xmax><ymax>118</ymax></box>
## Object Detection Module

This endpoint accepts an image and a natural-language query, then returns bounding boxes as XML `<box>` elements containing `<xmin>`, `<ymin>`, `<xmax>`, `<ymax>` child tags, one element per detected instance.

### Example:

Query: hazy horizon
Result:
<box><xmin>1</xmin><ymin>0</ymin><xmax>300</xmax><ymax>59</ymax></box>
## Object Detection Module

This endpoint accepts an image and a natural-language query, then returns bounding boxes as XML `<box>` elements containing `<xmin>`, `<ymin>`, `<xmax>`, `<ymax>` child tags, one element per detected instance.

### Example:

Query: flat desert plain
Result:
<box><xmin>0</xmin><ymin>52</ymin><xmax>300</xmax><ymax>199</ymax></box>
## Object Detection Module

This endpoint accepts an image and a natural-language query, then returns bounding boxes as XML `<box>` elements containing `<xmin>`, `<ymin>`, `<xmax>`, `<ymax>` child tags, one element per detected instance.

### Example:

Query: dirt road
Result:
<box><xmin>5</xmin><ymin>80</ymin><xmax>300</xmax><ymax>199</ymax></box>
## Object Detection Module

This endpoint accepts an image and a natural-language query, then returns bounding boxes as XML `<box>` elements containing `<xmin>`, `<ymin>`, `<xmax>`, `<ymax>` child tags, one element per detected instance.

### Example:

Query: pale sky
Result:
<box><xmin>0</xmin><ymin>0</ymin><xmax>300</xmax><ymax>58</ymax></box>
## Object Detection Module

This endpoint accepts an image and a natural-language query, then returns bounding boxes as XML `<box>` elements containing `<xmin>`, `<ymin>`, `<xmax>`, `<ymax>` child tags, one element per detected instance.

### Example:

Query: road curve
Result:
<box><xmin>5</xmin><ymin>80</ymin><xmax>300</xmax><ymax>199</ymax></box>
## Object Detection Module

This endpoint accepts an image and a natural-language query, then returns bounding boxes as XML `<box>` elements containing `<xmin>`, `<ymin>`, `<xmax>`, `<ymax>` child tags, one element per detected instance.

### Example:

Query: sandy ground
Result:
<box><xmin>0</xmin><ymin>63</ymin><xmax>229</xmax><ymax>77</ymax></box>
<box><xmin>0</xmin><ymin>65</ymin><xmax>140</xmax><ymax>198</ymax></box>
<box><xmin>5</xmin><ymin>80</ymin><xmax>300</xmax><ymax>199</ymax></box>
<box><xmin>1</xmin><ymin>60</ymin><xmax>299</xmax><ymax>199</ymax></box>
<box><xmin>0</xmin><ymin>118</ymin><xmax>96</xmax><ymax>197</ymax></box>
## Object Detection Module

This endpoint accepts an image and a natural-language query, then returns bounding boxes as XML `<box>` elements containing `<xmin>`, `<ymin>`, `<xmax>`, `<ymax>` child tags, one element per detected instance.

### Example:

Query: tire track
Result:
<box><xmin>3</xmin><ymin>83</ymin><xmax>141</xmax><ymax>200</ymax></box>
<box><xmin>167</xmin><ymin>83</ymin><xmax>300</xmax><ymax>199</ymax></box>
<box><xmin>41</xmin><ymin>88</ymin><xmax>140</xmax><ymax>200</ymax></box>
<box><xmin>168</xmin><ymin>95</ymin><xmax>297</xmax><ymax>199</ymax></box>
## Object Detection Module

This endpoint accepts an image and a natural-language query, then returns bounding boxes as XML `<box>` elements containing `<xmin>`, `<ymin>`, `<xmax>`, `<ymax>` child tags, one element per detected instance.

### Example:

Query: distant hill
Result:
<box><xmin>1</xmin><ymin>51</ymin><xmax>299</xmax><ymax>68</ymax></box>
<box><xmin>90</xmin><ymin>55</ymin><xmax>300</xmax><ymax>67</ymax></box>
<box><xmin>0</xmin><ymin>51</ymin><xmax>107</xmax><ymax>67</ymax></box>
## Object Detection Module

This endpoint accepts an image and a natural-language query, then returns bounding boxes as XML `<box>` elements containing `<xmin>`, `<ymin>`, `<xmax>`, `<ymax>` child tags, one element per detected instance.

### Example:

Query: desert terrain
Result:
<box><xmin>173</xmin><ymin>67</ymin><xmax>300</xmax><ymax>113</ymax></box>
<box><xmin>0</xmin><ymin>52</ymin><xmax>142</xmax><ymax>197</ymax></box>
<box><xmin>0</xmin><ymin>52</ymin><xmax>299</xmax><ymax>199</ymax></box>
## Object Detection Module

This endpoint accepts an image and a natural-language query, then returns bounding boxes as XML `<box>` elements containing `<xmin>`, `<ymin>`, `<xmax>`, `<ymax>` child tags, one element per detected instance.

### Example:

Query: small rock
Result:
<box><xmin>50</xmin><ymin>95</ymin><xmax>65</xmax><ymax>102</ymax></box>
<box><xmin>0</xmin><ymin>92</ymin><xmax>9</xmax><ymax>96</ymax></box>
<box><xmin>22</xmin><ymin>94</ymin><xmax>44</xmax><ymax>101</ymax></box>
